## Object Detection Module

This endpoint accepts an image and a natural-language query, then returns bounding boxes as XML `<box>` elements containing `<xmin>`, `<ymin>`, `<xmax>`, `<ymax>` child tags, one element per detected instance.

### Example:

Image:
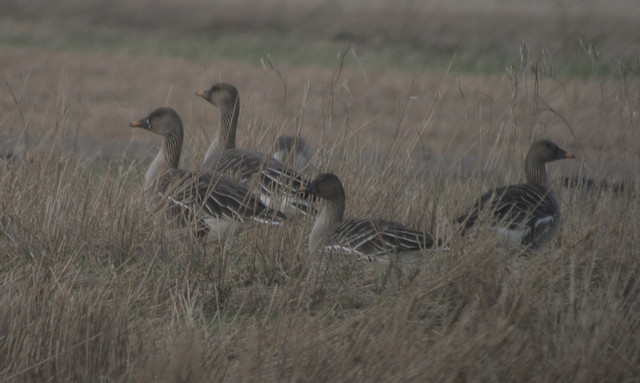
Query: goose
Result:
<box><xmin>300</xmin><ymin>173</ymin><xmax>439</xmax><ymax>263</ymax></box>
<box><xmin>129</xmin><ymin>106</ymin><xmax>286</xmax><ymax>241</ymax></box>
<box><xmin>0</xmin><ymin>132</ymin><xmax>27</xmax><ymax>165</ymax></box>
<box><xmin>272</xmin><ymin>134</ymin><xmax>316</xmax><ymax>176</ymax></box>
<box><xmin>195</xmin><ymin>83</ymin><xmax>316</xmax><ymax>215</ymax></box>
<box><xmin>455</xmin><ymin>139</ymin><xmax>575</xmax><ymax>249</ymax></box>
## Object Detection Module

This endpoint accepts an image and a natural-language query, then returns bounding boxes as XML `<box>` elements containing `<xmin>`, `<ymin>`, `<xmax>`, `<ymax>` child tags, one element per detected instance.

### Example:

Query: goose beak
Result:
<box><xmin>300</xmin><ymin>182</ymin><xmax>315</xmax><ymax>193</ymax></box>
<box><xmin>564</xmin><ymin>151</ymin><xmax>576</xmax><ymax>159</ymax></box>
<box><xmin>300</xmin><ymin>180</ymin><xmax>319</xmax><ymax>196</ymax></box>
<box><xmin>129</xmin><ymin>117</ymin><xmax>150</xmax><ymax>129</ymax></box>
<box><xmin>196</xmin><ymin>89</ymin><xmax>210</xmax><ymax>101</ymax></box>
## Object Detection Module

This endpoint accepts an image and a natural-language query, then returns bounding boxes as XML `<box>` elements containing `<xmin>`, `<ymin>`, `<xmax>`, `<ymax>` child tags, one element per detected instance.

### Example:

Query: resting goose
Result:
<box><xmin>301</xmin><ymin>173</ymin><xmax>439</xmax><ymax>262</ymax></box>
<box><xmin>272</xmin><ymin>134</ymin><xmax>316</xmax><ymax>176</ymax></box>
<box><xmin>455</xmin><ymin>139</ymin><xmax>575</xmax><ymax>249</ymax></box>
<box><xmin>130</xmin><ymin>106</ymin><xmax>286</xmax><ymax>241</ymax></box>
<box><xmin>196</xmin><ymin>83</ymin><xmax>316</xmax><ymax>215</ymax></box>
<box><xmin>0</xmin><ymin>132</ymin><xmax>26</xmax><ymax>165</ymax></box>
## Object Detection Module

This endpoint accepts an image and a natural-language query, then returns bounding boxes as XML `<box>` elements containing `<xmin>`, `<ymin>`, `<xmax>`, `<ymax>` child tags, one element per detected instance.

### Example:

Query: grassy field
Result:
<box><xmin>1</xmin><ymin>1</ymin><xmax>640</xmax><ymax>381</ymax></box>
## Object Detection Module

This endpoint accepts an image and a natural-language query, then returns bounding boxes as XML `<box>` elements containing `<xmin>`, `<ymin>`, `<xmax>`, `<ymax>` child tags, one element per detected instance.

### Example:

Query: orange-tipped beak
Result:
<box><xmin>129</xmin><ymin>117</ymin><xmax>150</xmax><ymax>129</ymax></box>
<box><xmin>565</xmin><ymin>151</ymin><xmax>576</xmax><ymax>159</ymax></box>
<box><xmin>195</xmin><ymin>90</ymin><xmax>207</xmax><ymax>97</ymax></box>
<box><xmin>299</xmin><ymin>185</ymin><xmax>308</xmax><ymax>192</ymax></box>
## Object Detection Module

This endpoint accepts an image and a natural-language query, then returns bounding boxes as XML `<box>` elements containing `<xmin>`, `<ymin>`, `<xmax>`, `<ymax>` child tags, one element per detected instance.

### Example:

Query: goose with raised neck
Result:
<box><xmin>130</xmin><ymin>106</ymin><xmax>286</xmax><ymax>240</ymax></box>
<box><xmin>196</xmin><ymin>83</ymin><xmax>316</xmax><ymax>216</ymax></box>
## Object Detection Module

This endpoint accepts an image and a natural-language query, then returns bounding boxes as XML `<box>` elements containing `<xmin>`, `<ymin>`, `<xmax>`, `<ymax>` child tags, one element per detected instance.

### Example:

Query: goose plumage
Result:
<box><xmin>301</xmin><ymin>173</ymin><xmax>438</xmax><ymax>262</ymax></box>
<box><xmin>455</xmin><ymin>139</ymin><xmax>575</xmax><ymax>249</ymax></box>
<box><xmin>196</xmin><ymin>83</ymin><xmax>316</xmax><ymax>215</ymax></box>
<box><xmin>272</xmin><ymin>134</ymin><xmax>316</xmax><ymax>176</ymax></box>
<box><xmin>130</xmin><ymin>106</ymin><xmax>286</xmax><ymax>241</ymax></box>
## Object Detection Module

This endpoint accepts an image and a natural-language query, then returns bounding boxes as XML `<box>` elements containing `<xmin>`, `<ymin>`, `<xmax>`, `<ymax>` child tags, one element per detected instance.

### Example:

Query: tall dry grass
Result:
<box><xmin>1</xmin><ymin>46</ymin><xmax>640</xmax><ymax>382</ymax></box>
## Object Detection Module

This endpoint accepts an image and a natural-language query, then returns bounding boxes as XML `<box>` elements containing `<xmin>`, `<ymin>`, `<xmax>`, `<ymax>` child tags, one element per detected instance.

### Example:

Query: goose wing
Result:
<box><xmin>216</xmin><ymin>149</ymin><xmax>317</xmax><ymax>214</ymax></box>
<box><xmin>457</xmin><ymin>183</ymin><xmax>556</xmax><ymax>231</ymax></box>
<box><xmin>328</xmin><ymin>219</ymin><xmax>434</xmax><ymax>258</ymax></box>
<box><xmin>160</xmin><ymin>170</ymin><xmax>286</xmax><ymax>227</ymax></box>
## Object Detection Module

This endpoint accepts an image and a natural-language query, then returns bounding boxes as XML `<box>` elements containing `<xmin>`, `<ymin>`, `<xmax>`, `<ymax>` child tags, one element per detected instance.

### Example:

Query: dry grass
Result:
<box><xmin>1</xmin><ymin>38</ymin><xmax>640</xmax><ymax>382</ymax></box>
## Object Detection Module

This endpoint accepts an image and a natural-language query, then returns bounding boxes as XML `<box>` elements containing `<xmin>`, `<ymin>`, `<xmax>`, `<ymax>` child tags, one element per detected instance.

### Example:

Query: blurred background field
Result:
<box><xmin>1</xmin><ymin>1</ymin><xmax>639</xmax><ymax>381</ymax></box>
<box><xmin>2</xmin><ymin>0</ymin><xmax>639</xmax><ymax>166</ymax></box>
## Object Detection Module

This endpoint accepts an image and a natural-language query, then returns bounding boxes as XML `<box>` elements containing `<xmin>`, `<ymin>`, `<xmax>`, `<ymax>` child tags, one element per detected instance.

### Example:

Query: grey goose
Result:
<box><xmin>272</xmin><ymin>134</ymin><xmax>316</xmax><ymax>176</ymax></box>
<box><xmin>130</xmin><ymin>107</ymin><xmax>286</xmax><ymax>241</ymax></box>
<box><xmin>196</xmin><ymin>83</ymin><xmax>316</xmax><ymax>215</ymax></box>
<box><xmin>301</xmin><ymin>173</ymin><xmax>439</xmax><ymax>262</ymax></box>
<box><xmin>455</xmin><ymin>139</ymin><xmax>575</xmax><ymax>249</ymax></box>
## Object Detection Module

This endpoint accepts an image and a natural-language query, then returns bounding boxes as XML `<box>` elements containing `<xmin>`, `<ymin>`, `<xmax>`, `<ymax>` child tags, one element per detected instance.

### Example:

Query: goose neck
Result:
<box><xmin>220</xmin><ymin>100</ymin><xmax>239</xmax><ymax>149</ymax></box>
<box><xmin>145</xmin><ymin>130</ymin><xmax>182</xmax><ymax>192</ymax></box>
<box><xmin>525</xmin><ymin>154</ymin><xmax>550</xmax><ymax>187</ymax></box>
<box><xmin>203</xmin><ymin>99</ymin><xmax>239</xmax><ymax>168</ymax></box>
<box><xmin>309</xmin><ymin>198</ymin><xmax>345</xmax><ymax>254</ymax></box>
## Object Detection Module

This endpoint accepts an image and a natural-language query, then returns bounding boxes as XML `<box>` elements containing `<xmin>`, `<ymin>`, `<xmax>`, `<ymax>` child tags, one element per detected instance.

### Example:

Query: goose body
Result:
<box><xmin>196</xmin><ymin>83</ymin><xmax>316</xmax><ymax>215</ymax></box>
<box><xmin>130</xmin><ymin>107</ymin><xmax>286</xmax><ymax>241</ymax></box>
<box><xmin>456</xmin><ymin>139</ymin><xmax>575</xmax><ymax>249</ymax></box>
<box><xmin>301</xmin><ymin>173</ymin><xmax>438</xmax><ymax>263</ymax></box>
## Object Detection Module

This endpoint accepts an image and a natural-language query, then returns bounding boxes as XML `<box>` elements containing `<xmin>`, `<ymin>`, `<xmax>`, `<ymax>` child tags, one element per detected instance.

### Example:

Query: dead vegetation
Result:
<box><xmin>1</xmin><ymin>28</ymin><xmax>640</xmax><ymax>383</ymax></box>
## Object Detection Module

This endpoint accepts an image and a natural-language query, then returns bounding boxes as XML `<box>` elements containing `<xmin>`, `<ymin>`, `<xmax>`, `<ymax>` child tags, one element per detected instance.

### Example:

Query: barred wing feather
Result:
<box><xmin>215</xmin><ymin>149</ymin><xmax>316</xmax><ymax>214</ymax></box>
<box><xmin>456</xmin><ymin>183</ymin><xmax>558</xmax><ymax>246</ymax></box>
<box><xmin>328</xmin><ymin>219</ymin><xmax>434</xmax><ymax>257</ymax></box>
<box><xmin>160</xmin><ymin>170</ymin><xmax>285</xmax><ymax>227</ymax></box>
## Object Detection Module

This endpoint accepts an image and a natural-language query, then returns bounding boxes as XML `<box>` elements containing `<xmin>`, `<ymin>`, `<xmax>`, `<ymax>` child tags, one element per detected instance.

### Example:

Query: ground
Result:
<box><xmin>0</xmin><ymin>1</ymin><xmax>639</xmax><ymax>382</ymax></box>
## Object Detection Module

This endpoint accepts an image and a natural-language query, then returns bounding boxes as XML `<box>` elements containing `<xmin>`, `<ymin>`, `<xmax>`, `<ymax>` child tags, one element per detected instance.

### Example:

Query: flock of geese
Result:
<box><xmin>129</xmin><ymin>82</ymin><xmax>575</xmax><ymax>261</ymax></box>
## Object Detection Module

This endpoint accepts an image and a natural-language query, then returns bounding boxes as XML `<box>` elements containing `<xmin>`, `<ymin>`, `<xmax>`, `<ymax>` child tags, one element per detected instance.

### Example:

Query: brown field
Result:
<box><xmin>1</xmin><ymin>1</ymin><xmax>640</xmax><ymax>382</ymax></box>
